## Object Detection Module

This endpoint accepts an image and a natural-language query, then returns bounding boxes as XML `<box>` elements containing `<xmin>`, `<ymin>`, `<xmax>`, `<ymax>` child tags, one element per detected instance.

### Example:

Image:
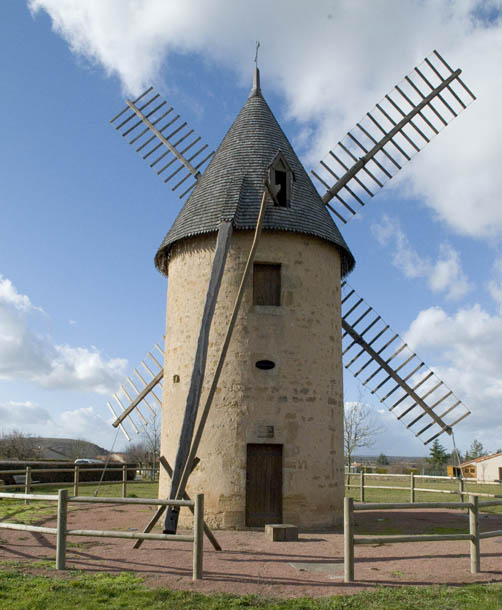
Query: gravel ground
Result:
<box><xmin>0</xmin><ymin>503</ymin><xmax>501</xmax><ymax>598</ymax></box>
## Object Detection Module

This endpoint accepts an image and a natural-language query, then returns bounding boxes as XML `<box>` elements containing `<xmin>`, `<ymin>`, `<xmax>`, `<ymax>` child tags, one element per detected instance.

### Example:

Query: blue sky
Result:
<box><xmin>0</xmin><ymin>0</ymin><xmax>501</xmax><ymax>457</ymax></box>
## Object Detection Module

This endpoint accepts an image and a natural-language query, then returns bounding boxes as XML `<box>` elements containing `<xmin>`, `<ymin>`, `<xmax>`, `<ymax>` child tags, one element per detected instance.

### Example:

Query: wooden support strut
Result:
<box><xmin>342</xmin><ymin>319</ymin><xmax>452</xmax><ymax>437</ymax></box>
<box><xmin>164</xmin><ymin>221</ymin><xmax>233</xmax><ymax>535</ymax></box>
<box><xmin>170</xmin><ymin>186</ymin><xmax>270</xmax><ymax>527</ymax></box>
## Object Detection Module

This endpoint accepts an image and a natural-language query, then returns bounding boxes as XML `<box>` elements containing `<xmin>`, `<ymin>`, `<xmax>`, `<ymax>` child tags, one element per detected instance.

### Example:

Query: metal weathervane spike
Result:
<box><xmin>312</xmin><ymin>50</ymin><xmax>476</xmax><ymax>224</ymax></box>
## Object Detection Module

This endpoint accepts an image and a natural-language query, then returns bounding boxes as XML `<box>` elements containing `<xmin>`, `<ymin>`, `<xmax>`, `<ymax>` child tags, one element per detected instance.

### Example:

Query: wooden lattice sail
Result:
<box><xmin>108</xmin><ymin>343</ymin><xmax>164</xmax><ymax>440</ymax></box>
<box><xmin>110</xmin><ymin>87</ymin><xmax>215</xmax><ymax>199</ymax></box>
<box><xmin>312</xmin><ymin>50</ymin><xmax>476</xmax><ymax>223</ymax></box>
<box><xmin>341</xmin><ymin>281</ymin><xmax>470</xmax><ymax>444</ymax></box>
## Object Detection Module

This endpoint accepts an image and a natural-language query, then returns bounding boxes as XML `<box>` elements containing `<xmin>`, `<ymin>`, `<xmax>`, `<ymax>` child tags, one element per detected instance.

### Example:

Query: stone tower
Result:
<box><xmin>155</xmin><ymin>70</ymin><xmax>354</xmax><ymax>529</ymax></box>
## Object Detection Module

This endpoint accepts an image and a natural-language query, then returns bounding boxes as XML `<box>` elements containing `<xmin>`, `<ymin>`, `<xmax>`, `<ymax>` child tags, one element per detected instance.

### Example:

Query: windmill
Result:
<box><xmin>106</xmin><ymin>50</ymin><xmax>475</xmax><ymax>537</ymax></box>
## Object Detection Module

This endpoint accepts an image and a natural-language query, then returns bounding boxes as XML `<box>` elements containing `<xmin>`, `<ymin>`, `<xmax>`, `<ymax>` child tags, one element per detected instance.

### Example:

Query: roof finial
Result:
<box><xmin>251</xmin><ymin>41</ymin><xmax>261</xmax><ymax>97</ymax></box>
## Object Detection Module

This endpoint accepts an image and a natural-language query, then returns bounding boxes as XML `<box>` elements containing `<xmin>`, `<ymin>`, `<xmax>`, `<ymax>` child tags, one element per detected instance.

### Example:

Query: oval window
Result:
<box><xmin>255</xmin><ymin>360</ymin><xmax>275</xmax><ymax>370</ymax></box>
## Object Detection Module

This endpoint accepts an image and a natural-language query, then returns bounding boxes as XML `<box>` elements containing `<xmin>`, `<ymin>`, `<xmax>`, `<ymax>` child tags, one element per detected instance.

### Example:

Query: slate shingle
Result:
<box><xmin>155</xmin><ymin>75</ymin><xmax>355</xmax><ymax>277</ymax></box>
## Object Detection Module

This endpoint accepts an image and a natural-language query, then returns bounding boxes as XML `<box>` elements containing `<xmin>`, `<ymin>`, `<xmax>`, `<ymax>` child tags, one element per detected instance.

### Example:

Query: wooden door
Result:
<box><xmin>246</xmin><ymin>443</ymin><xmax>282</xmax><ymax>527</ymax></box>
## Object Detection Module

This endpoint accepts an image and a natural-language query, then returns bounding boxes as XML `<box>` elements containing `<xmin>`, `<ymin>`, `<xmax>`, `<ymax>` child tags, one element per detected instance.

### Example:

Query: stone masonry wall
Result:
<box><xmin>159</xmin><ymin>229</ymin><xmax>344</xmax><ymax>529</ymax></box>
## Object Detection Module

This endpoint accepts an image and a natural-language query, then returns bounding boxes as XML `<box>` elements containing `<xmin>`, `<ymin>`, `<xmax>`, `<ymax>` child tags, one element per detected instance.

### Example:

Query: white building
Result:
<box><xmin>459</xmin><ymin>452</ymin><xmax>502</xmax><ymax>482</ymax></box>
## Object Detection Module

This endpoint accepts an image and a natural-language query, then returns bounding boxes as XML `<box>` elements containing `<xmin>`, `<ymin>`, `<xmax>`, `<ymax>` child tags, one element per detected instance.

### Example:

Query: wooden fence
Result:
<box><xmin>345</xmin><ymin>472</ymin><xmax>502</xmax><ymax>503</ymax></box>
<box><xmin>344</xmin><ymin>495</ymin><xmax>502</xmax><ymax>583</ymax></box>
<box><xmin>0</xmin><ymin>490</ymin><xmax>204</xmax><ymax>580</ymax></box>
<box><xmin>0</xmin><ymin>465</ymin><xmax>159</xmax><ymax>500</ymax></box>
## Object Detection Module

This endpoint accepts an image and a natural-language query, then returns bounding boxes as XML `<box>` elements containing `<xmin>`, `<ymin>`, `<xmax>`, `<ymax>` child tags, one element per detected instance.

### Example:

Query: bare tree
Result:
<box><xmin>125</xmin><ymin>412</ymin><xmax>161</xmax><ymax>479</ymax></box>
<box><xmin>0</xmin><ymin>430</ymin><xmax>42</xmax><ymax>460</ymax></box>
<box><xmin>344</xmin><ymin>402</ymin><xmax>382</xmax><ymax>476</ymax></box>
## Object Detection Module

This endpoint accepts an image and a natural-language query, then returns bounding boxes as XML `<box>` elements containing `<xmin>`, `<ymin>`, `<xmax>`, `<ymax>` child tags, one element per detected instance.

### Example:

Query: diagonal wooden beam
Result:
<box><xmin>133</xmin><ymin>456</ymin><xmax>221</xmax><ymax>551</ymax></box>
<box><xmin>163</xmin><ymin>221</ymin><xmax>233</xmax><ymax>535</ymax></box>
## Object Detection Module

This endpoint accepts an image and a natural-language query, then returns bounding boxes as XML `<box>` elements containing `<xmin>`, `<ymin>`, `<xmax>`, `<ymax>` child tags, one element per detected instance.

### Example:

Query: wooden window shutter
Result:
<box><xmin>253</xmin><ymin>263</ymin><xmax>281</xmax><ymax>306</ymax></box>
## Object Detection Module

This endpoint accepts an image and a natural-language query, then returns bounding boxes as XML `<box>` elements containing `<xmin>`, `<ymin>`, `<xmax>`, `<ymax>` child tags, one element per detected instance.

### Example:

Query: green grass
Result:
<box><xmin>0</xmin><ymin>571</ymin><xmax>501</xmax><ymax>609</ymax></box>
<box><xmin>0</xmin><ymin>481</ymin><xmax>159</xmax><ymax>527</ymax></box>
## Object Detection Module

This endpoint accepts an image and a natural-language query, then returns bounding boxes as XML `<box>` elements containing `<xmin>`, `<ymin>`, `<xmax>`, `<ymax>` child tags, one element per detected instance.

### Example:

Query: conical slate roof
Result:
<box><xmin>155</xmin><ymin>71</ymin><xmax>355</xmax><ymax>276</ymax></box>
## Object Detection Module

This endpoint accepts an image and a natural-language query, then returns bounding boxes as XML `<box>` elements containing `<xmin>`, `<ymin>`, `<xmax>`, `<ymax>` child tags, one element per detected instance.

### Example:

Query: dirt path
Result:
<box><xmin>0</xmin><ymin>504</ymin><xmax>501</xmax><ymax>598</ymax></box>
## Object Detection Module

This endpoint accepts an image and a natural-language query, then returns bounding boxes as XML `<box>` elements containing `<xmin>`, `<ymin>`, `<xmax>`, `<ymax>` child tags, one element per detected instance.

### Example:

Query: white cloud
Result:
<box><xmin>372</xmin><ymin>216</ymin><xmax>471</xmax><ymax>299</ymax></box>
<box><xmin>0</xmin><ymin>401</ymin><xmax>53</xmax><ymax>427</ymax></box>
<box><xmin>0</xmin><ymin>401</ymin><xmax>119</xmax><ymax>450</ymax></box>
<box><xmin>429</xmin><ymin>244</ymin><xmax>472</xmax><ymax>301</ymax></box>
<box><xmin>487</xmin><ymin>257</ymin><xmax>502</xmax><ymax>313</ymax></box>
<box><xmin>404</xmin><ymin>304</ymin><xmax>502</xmax><ymax>449</ymax></box>
<box><xmin>0</xmin><ymin>275</ymin><xmax>127</xmax><ymax>394</ymax></box>
<box><xmin>0</xmin><ymin>274</ymin><xmax>43</xmax><ymax>313</ymax></box>
<box><xmin>29</xmin><ymin>0</ymin><xmax>502</xmax><ymax>238</ymax></box>
<box><xmin>59</xmin><ymin>406</ymin><xmax>115</xmax><ymax>444</ymax></box>
<box><xmin>40</xmin><ymin>345</ymin><xmax>128</xmax><ymax>394</ymax></box>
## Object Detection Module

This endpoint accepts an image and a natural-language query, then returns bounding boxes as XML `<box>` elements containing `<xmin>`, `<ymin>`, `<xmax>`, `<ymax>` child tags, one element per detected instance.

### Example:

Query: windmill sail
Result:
<box><xmin>109</xmin><ymin>343</ymin><xmax>165</xmax><ymax>440</ymax></box>
<box><xmin>341</xmin><ymin>281</ymin><xmax>470</xmax><ymax>445</ymax></box>
<box><xmin>110</xmin><ymin>87</ymin><xmax>215</xmax><ymax>199</ymax></box>
<box><xmin>312</xmin><ymin>50</ymin><xmax>476</xmax><ymax>223</ymax></box>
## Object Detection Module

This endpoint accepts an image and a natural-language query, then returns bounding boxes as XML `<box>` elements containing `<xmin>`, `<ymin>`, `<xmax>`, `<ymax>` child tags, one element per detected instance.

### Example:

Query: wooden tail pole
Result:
<box><xmin>172</xmin><ymin>187</ymin><xmax>269</xmax><ymax>521</ymax></box>
<box><xmin>164</xmin><ymin>220</ymin><xmax>233</xmax><ymax>535</ymax></box>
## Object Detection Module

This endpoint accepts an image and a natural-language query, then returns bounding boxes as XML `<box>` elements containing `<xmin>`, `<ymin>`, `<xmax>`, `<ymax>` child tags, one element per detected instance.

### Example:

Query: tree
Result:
<box><xmin>344</xmin><ymin>402</ymin><xmax>382</xmax><ymax>475</ymax></box>
<box><xmin>465</xmin><ymin>439</ymin><xmax>487</xmax><ymax>460</ymax></box>
<box><xmin>0</xmin><ymin>430</ymin><xmax>42</xmax><ymax>460</ymax></box>
<box><xmin>124</xmin><ymin>412</ymin><xmax>161</xmax><ymax>479</ymax></box>
<box><xmin>426</xmin><ymin>439</ymin><xmax>450</xmax><ymax>474</ymax></box>
<box><xmin>376</xmin><ymin>453</ymin><xmax>390</xmax><ymax>466</ymax></box>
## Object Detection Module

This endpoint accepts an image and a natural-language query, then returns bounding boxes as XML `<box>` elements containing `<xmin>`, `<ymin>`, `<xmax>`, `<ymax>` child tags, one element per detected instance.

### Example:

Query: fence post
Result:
<box><xmin>122</xmin><ymin>465</ymin><xmax>127</xmax><ymax>498</ymax></box>
<box><xmin>24</xmin><ymin>466</ymin><xmax>31</xmax><ymax>505</ymax></box>
<box><xmin>193</xmin><ymin>494</ymin><xmax>204</xmax><ymax>580</ymax></box>
<box><xmin>458</xmin><ymin>477</ymin><xmax>465</xmax><ymax>504</ymax></box>
<box><xmin>344</xmin><ymin>496</ymin><xmax>354</xmax><ymax>583</ymax></box>
<box><xmin>410</xmin><ymin>472</ymin><xmax>415</xmax><ymax>503</ymax></box>
<box><xmin>360</xmin><ymin>471</ymin><xmax>365</xmax><ymax>502</ymax></box>
<box><xmin>469</xmin><ymin>494</ymin><xmax>480</xmax><ymax>574</ymax></box>
<box><xmin>56</xmin><ymin>488</ymin><xmax>68</xmax><ymax>571</ymax></box>
<box><xmin>73</xmin><ymin>465</ymin><xmax>79</xmax><ymax>497</ymax></box>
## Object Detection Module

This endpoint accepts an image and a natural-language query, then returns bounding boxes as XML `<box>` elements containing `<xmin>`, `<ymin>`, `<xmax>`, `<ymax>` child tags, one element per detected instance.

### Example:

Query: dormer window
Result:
<box><xmin>267</xmin><ymin>151</ymin><xmax>294</xmax><ymax>208</ymax></box>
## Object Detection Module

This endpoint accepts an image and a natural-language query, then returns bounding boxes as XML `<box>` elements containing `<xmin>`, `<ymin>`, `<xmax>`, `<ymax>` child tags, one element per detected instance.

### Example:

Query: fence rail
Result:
<box><xmin>0</xmin><ymin>490</ymin><xmax>204</xmax><ymax>580</ymax></box>
<box><xmin>0</xmin><ymin>465</ymin><xmax>159</xmax><ymax>500</ymax></box>
<box><xmin>345</xmin><ymin>471</ymin><xmax>502</xmax><ymax>503</ymax></box>
<box><xmin>343</xmin><ymin>495</ymin><xmax>502</xmax><ymax>582</ymax></box>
